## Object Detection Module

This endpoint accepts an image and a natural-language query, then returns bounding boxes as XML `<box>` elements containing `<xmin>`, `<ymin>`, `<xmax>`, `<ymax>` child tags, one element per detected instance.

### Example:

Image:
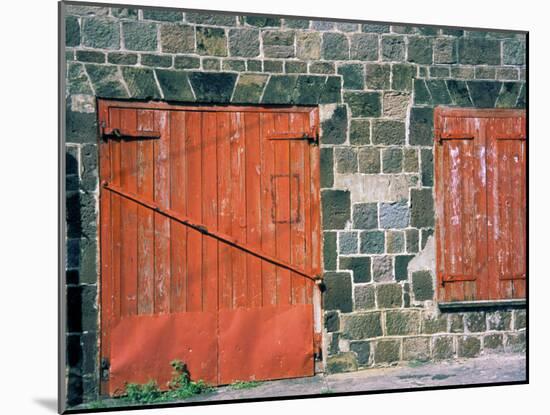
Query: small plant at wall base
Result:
<box><xmin>122</xmin><ymin>360</ymin><xmax>213</xmax><ymax>404</ymax></box>
<box><xmin>229</xmin><ymin>380</ymin><xmax>261</xmax><ymax>390</ymax></box>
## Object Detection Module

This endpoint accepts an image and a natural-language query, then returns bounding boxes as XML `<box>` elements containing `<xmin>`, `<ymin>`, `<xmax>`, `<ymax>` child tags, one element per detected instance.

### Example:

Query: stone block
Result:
<box><xmin>186</xmin><ymin>12</ymin><xmax>236</xmax><ymax>26</ymax></box>
<box><xmin>296</xmin><ymin>32</ymin><xmax>321</xmax><ymax>60</ymax></box>
<box><xmin>382</xmin><ymin>148</ymin><xmax>403</xmax><ymax>173</ymax></box>
<box><xmin>377</xmin><ymin>284</ymin><xmax>403</xmax><ymax>308</ymax></box>
<box><xmin>350</xmin><ymin>119</ymin><xmax>371</xmax><ymax>145</ymax></box>
<box><xmin>383</xmin><ymin>92</ymin><xmax>410</xmax><ymax>119</ymax></box>
<box><xmin>222</xmin><ymin>59</ymin><xmax>246</xmax><ymax>72</ymax></box>
<box><xmin>496</xmin><ymin>82</ymin><xmax>522</xmax><ymax>108</ymax></box>
<box><xmin>285</xmin><ymin>61</ymin><xmax>308</xmax><ymax>73</ymax></box>
<box><xmin>353</xmin><ymin>203</ymin><xmax>378</xmax><ymax>229</ymax></box>
<box><xmin>322</xmin><ymin>33</ymin><xmax>349</xmax><ymax>60</ymax></box>
<box><xmin>372</xmin><ymin>120</ymin><xmax>405</xmax><ymax>145</ymax></box>
<box><xmin>66</xmin><ymin>16</ymin><xmax>80</xmax><ymax>47</ymax></box>
<box><xmin>326</xmin><ymin>353</ymin><xmax>358</xmax><ymax>373</ymax></box>
<box><xmin>355</xmin><ymin>285</ymin><xmax>376</xmax><ymax>310</ymax></box>
<box><xmin>325</xmin><ymin>311</ymin><xmax>340</xmax><ymax>332</ymax></box>
<box><xmin>108</xmin><ymin>52</ymin><xmax>138</xmax><ymax>65</ymax></box>
<box><xmin>387</xmin><ymin>231</ymin><xmax>405</xmax><ymax>253</ymax></box>
<box><xmin>410</xmin><ymin>107</ymin><xmax>434</xmax><ymax>146</ymax></box>
<box><xmin>503</xmin><ymin>40</ymin><xmax>525</xmax><ymax>65</ymax></box>
<box><xmin>320</xmin><ymin>148</ymin><xmax>334</xmax><ymax>188</ymax></box>
<box><xmin>196</xmin><ymin>26</ymin><xmax>227</xmax><ymax>56</ymax></box>
<box><xmin>381</xmin><ymin>35</ymin><xmax>405</xmax><ymax>61</ymax></box>
<box><xmin>111</xmin><ymin>8</ymin><xmax>138</xmax><ymax>19</ymax></box>
<box><xmin>338</xmin><ymin>64</ymin><xmax>364</xmax><ymax>90</ymax></box>
<box><xmin>344</xmin><ymin>92</ymin><xmax>381</xmax><ymax>117</ymax></box>
<box><xmin>403</xmin><ymin>148</ymin><xmax>419</xmax><ymax>173</ymax></box>
<box><xmin>121</xmin><ymin>67</ymin><xmax>160</xmax><ymax>99</ymax></box>
<box><xmin>142</xmin><ymin>9</ymin><xmax>182</xmax><ymax>22</ymax></box>
<box><xmin>407</xmin><ymin>37</ymin><xmax>433</xmax><ymax>64</ymax></box>
<box><xmin>244</xmin><ymin>16</ymin><xmax>281</xmax><ymax>27</ymax></box>
<box><xmin>392</xmin><ymin>64</ymin><xmax>415</xmax><ymax>91</ymax></box>
<box><xmin>484</xmin><ymin>333</ymin><xmax>504</xmax><ymax>350</ymax></box>
<box><xmin>350</xmin><ymin>34</ymin><xmax>379</xmax><ymax>61</ymax></box>
<box><xmin>323</xmin><ymin>231</ymin><xmax>337</xmax><ymax>271</ymax></box>
<box><xmin>386</xmin><ymin>310</ymin><xmax>420</xmax><ymax>335</ymax></box>
<box><xmin>339</xmin><ymin>231</ymin><xmax>358</xmax><ymax>255</ymax></box>
<box><xmin>122</xmin><ymin>21</ymin><xmax>157</xmax><ymax>51</ymax></box>
<box><xmin>324</xmin><ymin>272</ymin><xmax>353</xmax><ymax>312</ymax></box>
<box><xmin>374</xmin><ymin>339</ymin><xmax>401</xmax><ymax>363</ymax></box>
<box><xmin>395</xmin><ymin>255</ymin><xmax>414</xmax><ymax>281</ymax></box>
<box><xmin>360</xmin><ymin>231</ymin><xmax>385</xmax><ymax>254</ymax></box>
<box><xmin>350</xmin><ymin>341</ymin><xmax>371</xmax><ymax>365</ymax></box>
<box><xmin>514</xmin><ymin>310</ymin><xmax>526</xmax><ymax>330</ymax></box>
<box><xmin>202</xmin><ymin>58</ymin><xmax>221</xmax><ymax>71</ymax></box>
<box><xmin>467</xmin><ymin>81</ymin><xmax>501</xmax><ymax>107</ymax></box>
<box><xmin>410</xmin><ymin>188</ymin><xmax>434</xmax><ymax>228</ymax></box>
<box><xmin>362</xmin><ymin>24</ymin><xmax>390</xmax><ymax>33</ymax></box>
<box><xmin>422</xmin><ymin>314</ymin><xmax>447</xmax><ymax>334</ymax></box>
<box><xmin>458</xmin><ymin>38</ymin><xmax>501</xmax><ymax>65</ymax></box>
<box><xmin>505</xmin><ymin>332</ymin><xmax>526</xmax><ymax>352</ymax></box>
<box><xmin>262</xmin><ymin>60</ymin><xmax>284</xmax><ymax>73</ymax></box>
<box><xmin>156</xmin><ymin>70</ymin><xmax>194</xmax><ymax>101</ymax></box>
<box><xmin>141</xmin><ymin>54</ymin><xmax>172</xmax><ymax>68</ymax></box>
<box><xmin>85</xmin><ymin>64</ymin><xmax>128</xmax><ymax>98</ymax></box>
<box><xmin>379</xmin><ymin>202</ymin><xmax>409</xmax><ymax>229</ymax></box>
<box><xmin>81</xmin><ymin>17</ymin><xmax>120</xmax><ymax>49</ymax></box>
<box><xmin>342</xmin><ymin>312</ymin><xmax>383</xmax><ymax>339</ymax></box>
<box><xmin>403</xmin><ymin>337</ymin><xmax>430</xmax><ymax>361</ymax></box>
<box><xmin>412</xmin><ymin>270</ymin><xmax>434</xmax><ymax>301</ymax></box>
<box><xmin>340</xmin><ymin>256</ymin><xmax>371</xmax><ymax>283</ymax></box>
<box><xmin>322</xmin><ymin>189</ymin><xmax>351</xmax><ymax>229</ymax></box>
<box><xmin>372</xmin><ymin>256</ymin><xmax>393</xmax><ymax>282</ymax></box>
<box><xmin>366</xmin><ymin>63</ymin><xmax>391</xmax><ymax>90</ymax></box>
<box><xmin>426</xmin><ymin>79</ymin><xmax>452</xmax><ymax>104</ymax></box>
<box><xmin>405</xmin><ymin>228</ymin><xmax>419</xmax><ymax>253</ymax></box>
<box><xmin>231</xmin><ymin>74</ymin><xmax>268</xmax><ymax>104</ymax></box>
<box><xmin>447</xmin><ymin>80</ymin><xmax>473</xmax><ymax>106</ymax></box>
<box><xmin>434</xmin><ymin>37</ymin><xmax>457</xmax><ymax>64</ymax></box>
<box><xmin>310</xmin><ymin>62</ymin><xmax>334</xmax><ymax>74</ymax></box>
<box><xmin>449</xmin><ymin>314</ymin><xmax>464</xmax><ymax>333</ymax></box>
<box><xmin>358</xmin><ymin>147</ymin><xmax>381</xmax><ymax>173</ymax></box>
<box><xmin>160</xmin><ymin>24</ymin><xmax>194</xmax><ymax>53</ymax></box>
<box><xmin>457</xmin><ymin>336</ymin><xmax>481</xmax><ymax>358</ymax></box>
<box><xmin>284</xmin><ymin>18</ymin><xmax>310</xmax><ymax>29</ymax></box>
<box><xmin>188</xmin><ymin>72</ymin><xmax>237</xmax><ymax>103</ymax></box>
<box><xmin>487</xmin><ymin>310</ymin><xmax>512</xmax><ymax>331</ymax></box>
<box><xmin>433</xmin><ymin>336</ymin><xmax>454</xmax><ymax>359</ymax></box>
<box><xmin>320</xmin><ymin>105</ymin><xmax>347</xmax><ymax>144</ymax></box>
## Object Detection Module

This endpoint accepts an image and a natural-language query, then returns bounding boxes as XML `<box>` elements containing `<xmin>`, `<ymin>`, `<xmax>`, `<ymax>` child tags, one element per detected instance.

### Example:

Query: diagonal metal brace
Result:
<box><xmin>102</xmin><ymin>182</ymin><xmax>321</xmax><ymax>282</ymax></box>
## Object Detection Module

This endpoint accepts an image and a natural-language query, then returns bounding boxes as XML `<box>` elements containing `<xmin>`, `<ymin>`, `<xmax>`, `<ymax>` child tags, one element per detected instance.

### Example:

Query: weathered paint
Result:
<box><xmin>434</xmin><ymin>108</ymin><xmax>526</xmax><ymax>302</ymax></box>
<box><xmin>98</xmin><ymin>100</ymin><xmax>321</xmax><ymax>394</ymax></box>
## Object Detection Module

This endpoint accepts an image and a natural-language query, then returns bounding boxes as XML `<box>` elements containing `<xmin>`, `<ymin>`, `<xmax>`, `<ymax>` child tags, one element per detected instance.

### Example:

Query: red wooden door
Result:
<box><xmin>434</xmin><ymin>108</ymin><xmax>526</xmax><ymax>302</ymax></box>
<box><xmin>98</xmin><ymin>100</ymin><xmax>321</xmax><ymax>395</ymax></box>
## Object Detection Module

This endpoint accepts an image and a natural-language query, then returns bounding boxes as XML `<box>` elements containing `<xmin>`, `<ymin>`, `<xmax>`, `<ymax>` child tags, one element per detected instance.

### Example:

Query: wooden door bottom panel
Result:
<box><xmin>109</xmin><ymin>312</ymin><xmax>218</xmax><ymax>395</ymax></box>
<box><xmin>218</xmin><ymin>304</ymin><xmax>314</xmax><ymax>385</ymax></box>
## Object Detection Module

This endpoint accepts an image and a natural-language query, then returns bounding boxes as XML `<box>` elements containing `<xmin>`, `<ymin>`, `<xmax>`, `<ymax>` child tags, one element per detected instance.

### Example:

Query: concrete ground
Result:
<box><xmin>78</xmin><ymin>353</ymin><xmax>526</xmax><ymax>410</ymax></box>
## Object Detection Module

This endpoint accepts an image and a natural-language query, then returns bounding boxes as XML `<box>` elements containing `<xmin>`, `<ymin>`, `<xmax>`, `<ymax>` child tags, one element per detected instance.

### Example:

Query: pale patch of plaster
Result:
<box><xmin>408</xmin><ymin>235</ymin><xmax>436</xmax><ymax>275</ymax></box>
<box><xmin>71</xmin><ymin>94</ymin><xmax>96</xmax><ymax>113</ymax></box>
<box><xmin>334</xmin><ymin>173</ymin><xmax>416</xmax><ymax>204</ymax></box>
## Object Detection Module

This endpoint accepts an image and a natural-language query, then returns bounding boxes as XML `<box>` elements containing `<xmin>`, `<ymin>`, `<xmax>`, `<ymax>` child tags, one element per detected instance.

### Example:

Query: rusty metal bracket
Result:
<box><xmin>101</xmin><ymin>125</ymin><xmax>161</xmax><ymax>141</ymax></box>
<box><xmin>102</xmin><ymin>182</ymin><xmax>319</xmax><ymax>282</ymax></box>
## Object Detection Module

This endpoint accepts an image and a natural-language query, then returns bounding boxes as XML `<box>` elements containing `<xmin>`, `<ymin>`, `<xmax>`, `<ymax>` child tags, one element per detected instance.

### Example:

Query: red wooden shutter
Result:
<box><xmin>434</xmin><ymin>108</ymin><xmax>526</xmax><ymax>302</ymax></box>
<box><xmin>486</xmin><ymin>116</ymin><xmax>527</xmax><ymax>299</ymax></box>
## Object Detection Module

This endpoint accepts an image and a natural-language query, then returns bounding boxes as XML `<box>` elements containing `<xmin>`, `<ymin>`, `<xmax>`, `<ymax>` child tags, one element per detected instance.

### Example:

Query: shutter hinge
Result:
<box><xmin>100</xmin><ymin>357</ymin><xmax>110</xmax><ymax>381</ymax></box>
<box><xmin>100</xmin><ymin>123</ymin><xmax>161</xmax><ymax>141</ymax></box>
<box><xmin>267</xmin><ymin>127</ymin><xmax>319</xmax><ymax>145</ymax></box>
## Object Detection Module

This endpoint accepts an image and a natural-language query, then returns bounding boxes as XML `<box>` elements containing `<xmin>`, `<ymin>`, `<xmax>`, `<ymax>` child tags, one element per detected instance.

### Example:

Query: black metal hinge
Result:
<box><xmin>100</xmin><ymin>357</ymin><xmax>110</xmax><ymax>381</ymax></box>
<box><xmin>267</xmin><ymin>128</ymin><xmax>319</xmax><ymax>145</ymax></box>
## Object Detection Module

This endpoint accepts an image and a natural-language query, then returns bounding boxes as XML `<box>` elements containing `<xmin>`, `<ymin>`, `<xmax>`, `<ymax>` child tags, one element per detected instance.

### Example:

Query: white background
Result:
<box><xmin>0</xmin><ymin>0</ymin><xmax>545</xmax><ymax>413</ymax></box>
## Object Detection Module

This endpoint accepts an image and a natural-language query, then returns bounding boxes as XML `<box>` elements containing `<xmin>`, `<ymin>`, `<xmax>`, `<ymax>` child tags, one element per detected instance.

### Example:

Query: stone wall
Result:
<box><xmin>63</xmin><ymin>2</ymin><xmax>527</xmax><ymax>405</ymax></box>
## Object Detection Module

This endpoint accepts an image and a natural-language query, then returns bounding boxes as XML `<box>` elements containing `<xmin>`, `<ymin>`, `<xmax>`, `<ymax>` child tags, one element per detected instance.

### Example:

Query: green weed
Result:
<box><xmin>229</xmin><ymin>380</ymin><xmax>261</xmax><ymax>390</ymax></box>
<box><xmin>121</xmin><ymin>360</ymin><xmax>213</xmax><ymax>404</ymax></box>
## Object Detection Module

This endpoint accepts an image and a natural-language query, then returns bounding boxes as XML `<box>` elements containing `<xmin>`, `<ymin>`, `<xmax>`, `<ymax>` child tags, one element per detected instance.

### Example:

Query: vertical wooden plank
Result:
<box><xmin>153</xmin><ymin>110</ymin><xmax>171</xmax><ymax>313</ymax></box>
<box><xmin>186</xmin><ymin>111</ymin><xmax>203</xmax><ymax>312</ymax></box>
<box><xmin>274</xmin><ymin>113</ymin><xmax>292</xmax><ymax>306</ymax></box>
<box><xmin>303</xmin><ymin>112</ymin><xmax>313</xmax><ymax>304</ymax></box>
<box><xmin>202</xmin><ymin>112</ymin><xmax>219</xmax><ymax>313</ymax></box>
<box><xmin>498</xmin><ymin>137</ymin><xmax>513</xmax><ymax>298</ymax></box>
<box><xmin>244</xmin><ymin>112</ymin><xmax>263</xmax><ymax>308</ymax></box>
<box><xmin>230</xmin><ymin>112</ymin><xmax>248</xmax><ymax>308</ymax></box>
<box><xmin>119</xmin><ymin>109</ymin><xmax>138</xmax><ymax>317</ymax></box>
<box><xmin>513</xmin><ymin>133</ymin><xmax>527</xmax><ymax>298</ymax></box>
<box><xmin>260</xmin><ymin>112</ymin><xmax>278</xmax><ymax>306</ymax></box>
<box><xmin>461</xmin><ymin>119</ymin><xmax>477</xmax><ymax>301</ymax></box>
<box><xmin>289</xmin><ymin>112</ymin><xmax>307</xmax><ymax>305</ymax></box>
<box><xmin>136</xmin><ymin>110</ymin><xmax>155</xmax><ymax>315</ymax></box>
<box><xmin>217</xmin><ymin>112</ymin><xmax>233</xmax><ymax>311</ymax></box>
<box><xmin>109</xmin><ymin>107</ymin><xmax>122</xmax><ymax>321</ymax></box>
<box><xmin>169</xmin><ymin>111</ymin><xmax>187</xmax><ymax>313</ymax></box>
<box><xmin>474</xmin><ymin>118</ymin><xmax>489</xmax><ymax>301</ymax></box>
<box><xmin>98</xmin><ymin>101</ymin><xmax>112</xmax><ymax>394</ymax></box>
